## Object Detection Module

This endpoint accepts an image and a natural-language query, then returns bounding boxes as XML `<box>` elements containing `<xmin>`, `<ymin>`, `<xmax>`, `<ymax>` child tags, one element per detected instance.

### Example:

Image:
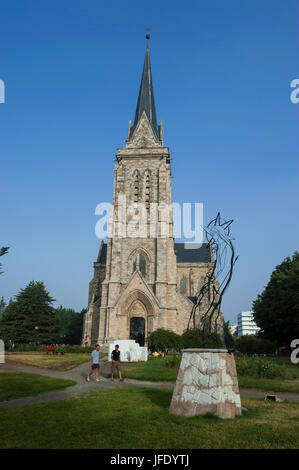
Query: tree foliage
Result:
<box><xmin>146</xmin><ymin>327</ymin><xmax>222</xmax><ymax>351</ymax></box>
<box><xmin>0</xmin><ymin>246</ymin><xmax>9</xmax><ymax>274</ymax></box>
<box><xmin>55</xmin><ymin>306</ymin><xmax>85</xmax><ymax>345</ymax></box>
<box><xmin>146</xmin><ymin>329</ymin><xmax>182</xmax><ymax>352</ymax></box>
<box><xmin>253</xmin><ymin>251</ymin><xmax>299</xmax><ymax>346</ymax></box>
<box><xmin>0</xmin><ymin>297</ymin><xmax>6</xmax><ymax>320</ymax></box>
<box><xmin>0</xmin><ymin>281</ymin><xmax>59</xmax><ymax>344</ymax></box>
<box><xmin>234</xmin><ymin>335</ymin><xmax>275</xmax><ymax>355</ymax></box>
<box><xmin>181</xmin><ymin>328</ymin><xmax>220</xmax><ymax>349</ymax></box>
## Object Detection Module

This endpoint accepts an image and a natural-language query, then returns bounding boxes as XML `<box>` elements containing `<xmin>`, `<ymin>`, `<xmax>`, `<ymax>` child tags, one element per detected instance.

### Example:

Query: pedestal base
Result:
<box><xmin>169</xmin><ymin>349</ymin><xmax>242</xmax><ymax>419</ymax></box>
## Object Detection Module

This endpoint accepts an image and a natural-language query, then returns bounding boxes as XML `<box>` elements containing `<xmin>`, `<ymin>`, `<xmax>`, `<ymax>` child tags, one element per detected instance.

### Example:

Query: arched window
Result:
<box><xmin>133</xmin><ymin>170</ymin><xmax>140</xmax><ymax>203</ymax></box>
<box><xmin>144</xmin><ymin>170</ymin><xmax>151</xmax><ymax>209</ymax></box>
<box><xmin>139</xmin><ymin>254</ymin><xmax>146</xmax><ymax>278</ymax></box>
<box><xmin>132</xmin><ymin>253</ymin><xmax>147</xmax><ymax>278</ymax></box>
<box><xmin>180</xmin><ymin>277</ymin><xmax>187</xmax><ymax>294</ymax></box>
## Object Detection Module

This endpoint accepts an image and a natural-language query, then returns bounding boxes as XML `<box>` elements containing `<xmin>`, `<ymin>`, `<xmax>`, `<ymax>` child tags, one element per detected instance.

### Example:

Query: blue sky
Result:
<box><xmin>0</xmin><ymin>0</ymin><xmax>298</xmax><ymax>324</ymax></box>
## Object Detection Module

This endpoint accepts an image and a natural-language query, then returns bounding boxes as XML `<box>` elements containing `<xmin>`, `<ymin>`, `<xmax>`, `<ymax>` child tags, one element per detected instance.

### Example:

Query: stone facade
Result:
<box><xmin>169</xmin><ymin>349</ymin><xmax>242</xmax><ymax>419</ymax></box>
<box><xmin>82</xmin><ymin>43</ymin><xmax>224</xmax><ymax>347</ymax></box>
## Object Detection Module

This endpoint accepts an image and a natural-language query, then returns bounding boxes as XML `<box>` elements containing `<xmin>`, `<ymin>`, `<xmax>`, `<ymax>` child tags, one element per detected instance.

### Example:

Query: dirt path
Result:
<box><xmin>1</xmin><ymin>360</ymin><xmax>299</xmax><ymax>409</ymax></box>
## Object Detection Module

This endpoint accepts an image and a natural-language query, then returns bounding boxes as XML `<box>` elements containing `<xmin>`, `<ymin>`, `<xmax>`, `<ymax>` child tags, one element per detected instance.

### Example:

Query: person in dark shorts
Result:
<box><xmin>87</xmin><ymin>344</ymin><xmax>100</xmax><ymax>382</ymax></box>
<box><xmin>111</xmin><ymin>344</ymin><xmax>124</xmax><ymax>381</ymax></box>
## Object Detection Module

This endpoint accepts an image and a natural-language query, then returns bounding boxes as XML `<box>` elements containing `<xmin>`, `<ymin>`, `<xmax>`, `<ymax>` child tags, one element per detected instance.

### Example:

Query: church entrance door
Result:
<box><xmin>130</xmin><ymin>317</ymin><xmax>145</xmax><ymax>346</ymax></box>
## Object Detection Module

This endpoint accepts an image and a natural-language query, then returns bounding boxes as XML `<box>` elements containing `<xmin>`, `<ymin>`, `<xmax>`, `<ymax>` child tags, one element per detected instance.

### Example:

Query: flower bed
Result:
<box><xmin>235</xmin><ymin>354</ymin><xmax>295</xmax><ymax>380</ymax></box>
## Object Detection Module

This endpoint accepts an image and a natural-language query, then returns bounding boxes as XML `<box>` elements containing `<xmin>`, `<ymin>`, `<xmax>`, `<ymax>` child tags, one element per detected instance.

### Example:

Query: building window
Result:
<box><xmin>133</xmin><ymin>170</ymin><xmax>140</xmax><ymax>203</ymax></box>
<box><xmin>133</xmin><ymin>253</ymin><xmax>147</xmax><ymax>278</ymax></box>
<box><xmin>139</xmin><ymin>254</ymin><xmax>146</xmax><ymax>277</ymax></box>
<box><xmin>144</xmin><ymin>171</ymin><xmax>151</xmax><ymax>209</ymax></box>
<box><xmin>180</xmin><ymin>277</ymin><xmax>187</xmax><ymax>294</ymax></box>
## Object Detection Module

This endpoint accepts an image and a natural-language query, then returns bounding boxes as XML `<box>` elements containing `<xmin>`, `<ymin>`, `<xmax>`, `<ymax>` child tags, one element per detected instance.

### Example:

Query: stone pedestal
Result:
<box><xmin>108</xmin><ymin>340</ymin><xmax>148</xmax><ymax>362</ymax></box>
<box><xmin>169</xmin><ymin>349</ymin><xmax>242</xmax><ymax>419</ymax></box>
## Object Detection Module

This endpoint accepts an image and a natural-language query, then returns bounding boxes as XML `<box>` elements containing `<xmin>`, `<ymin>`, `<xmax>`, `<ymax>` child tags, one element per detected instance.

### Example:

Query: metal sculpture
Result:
<box><xmin>187</xmin><ymin>213</ymin><xmax>238</xmax><ymax>347</ymax></box>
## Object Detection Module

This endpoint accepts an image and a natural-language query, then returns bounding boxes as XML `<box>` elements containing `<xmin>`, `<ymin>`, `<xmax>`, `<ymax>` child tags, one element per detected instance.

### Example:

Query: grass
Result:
<box><xmin>0</xmin><ymin>371</ymin><xmax>75</xmax><ymax>401</ymax></box>
<box><xmin>120</xmin><ymin>357</ymin><xmax>178</xmax><ymax>382</ymax></box>
<box><xmin>120</xmin><ymin>356</ymin><xmax>299</xmax><ymax>393</ymax></box>
<box><xmin>6</xmin><ymin>353</ymin><xmax>105</xmax><ymax>371</ymax></box>
<box><xmin>237</xmin><ymin>376</ymin><xmax>299</xmax><ymax>393</ymax></box>
<box><xmin>0</xmin><ymin>387</ymin><xmax>299</xmax><ymax>448</ymax></box>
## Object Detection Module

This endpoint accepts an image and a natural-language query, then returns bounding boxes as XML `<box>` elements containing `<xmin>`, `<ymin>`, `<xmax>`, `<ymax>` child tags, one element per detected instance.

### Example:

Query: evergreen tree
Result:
<box><xmin>0</xmin><ymin>281</ymin><xmax>59</xmax><ymax>344</ymax></box>
<box><xmin>0</xmin><ymin>246</ymin><xmax>9</xmax><ymax>274</ymax></box>
<box><xmin>253</xmin><ymin>252</ymin><xmax>299</xmax><ymax>346</ymax></box>
<box><xmin>0</xmin><ymin>296</ymin><xmax>6</xmax><ymax>320</ymax></box>
<box><xmin>64</xmin><ymin>309</ymin><xmax>85</xmax><ymax>345</ymax></box>
<box><xmin>55</xmin><ymin>306</ymin><xmax>85</xmax><ymax>344</ymax></box>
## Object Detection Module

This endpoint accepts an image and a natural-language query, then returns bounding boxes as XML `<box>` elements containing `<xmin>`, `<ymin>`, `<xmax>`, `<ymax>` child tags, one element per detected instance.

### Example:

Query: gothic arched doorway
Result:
<box><xmin>130</xmin><ymin>317</ymin><xmax>145</xmax><ymax>346</ymax></box>
<box><xmin>122</xmin><ymin>290</ymin><xmax>155</xmax><ymax>345</ymax></box>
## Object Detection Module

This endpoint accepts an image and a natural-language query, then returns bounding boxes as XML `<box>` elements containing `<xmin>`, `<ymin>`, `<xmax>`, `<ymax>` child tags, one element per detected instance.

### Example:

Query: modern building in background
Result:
<box><xmin>237</xmin><ymin>311</ymin><xmax>260</xmax><ymax>337</ymax></box>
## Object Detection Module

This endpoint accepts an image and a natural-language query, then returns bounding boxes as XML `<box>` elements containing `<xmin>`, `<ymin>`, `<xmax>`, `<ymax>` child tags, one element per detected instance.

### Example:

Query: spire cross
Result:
<box><xmin>145</xmin><ymin>29</ymin><xmax>151</xmax><ymax>50</ymax></box>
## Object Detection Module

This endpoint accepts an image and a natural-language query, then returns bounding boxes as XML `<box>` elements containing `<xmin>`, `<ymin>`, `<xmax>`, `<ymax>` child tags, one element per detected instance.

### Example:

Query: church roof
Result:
<box><xmin>98</xmin><ymin>242</ymin><xmax>211</xmax><ymax>264</ymax></box>
<box><xmin>129</xmin><ymin>35</ymin><xmax>160</xmax><ymax>141</ymax></box>
<box><xmin>174</xmin><ymin>243</ymin><xmax>211</xmax><ymax>263</ymax></box>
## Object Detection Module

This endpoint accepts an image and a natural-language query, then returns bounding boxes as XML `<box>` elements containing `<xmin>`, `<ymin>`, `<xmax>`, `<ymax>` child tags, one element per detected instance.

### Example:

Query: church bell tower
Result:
<box><xmin>95</xmin><ymin>35</ymin><xmax>178</xmax><ymax>344</ymax></box>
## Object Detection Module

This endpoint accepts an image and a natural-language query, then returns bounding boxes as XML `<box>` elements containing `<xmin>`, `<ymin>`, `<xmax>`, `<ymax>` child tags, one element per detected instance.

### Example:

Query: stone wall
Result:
<box><xmin>170</xmin><ymin>349</ymin><xmax>242</xmax><ymax>419</ymax></box>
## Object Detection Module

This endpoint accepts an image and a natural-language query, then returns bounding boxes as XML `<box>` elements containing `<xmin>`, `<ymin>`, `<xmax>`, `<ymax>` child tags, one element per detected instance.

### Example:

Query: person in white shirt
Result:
<box><xmin>87</xmin><ymin>344</ymin><xmax>100</xmax><ymax>382</ymax></box>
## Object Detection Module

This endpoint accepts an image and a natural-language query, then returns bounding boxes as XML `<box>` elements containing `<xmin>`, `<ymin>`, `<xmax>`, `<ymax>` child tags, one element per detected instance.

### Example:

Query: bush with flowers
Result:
<box><xmin>235</xmin><ymin>354</ymin><xmax>295</xmax><ymax>380</ymax></box>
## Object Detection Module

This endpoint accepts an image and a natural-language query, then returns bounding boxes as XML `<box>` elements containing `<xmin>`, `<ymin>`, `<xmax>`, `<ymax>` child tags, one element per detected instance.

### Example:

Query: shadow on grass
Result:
<box><xmin>140</xmin><ymin>388</ymin><xmax>173</xmax><ymax>410</ymax></box>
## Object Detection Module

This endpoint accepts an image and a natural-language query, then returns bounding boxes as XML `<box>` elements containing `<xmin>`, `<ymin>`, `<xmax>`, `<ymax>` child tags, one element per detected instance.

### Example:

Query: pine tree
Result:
<box><xmin>0</xmin><ymin>281</ymin><xmax>59</xmax><ymax>344</ymax></box>
<box><xmin>55</xmin><ymin>306</ymin><xmax>85</xmax><ymax>344</ymax></box>
<box><xmin>0</xmin><ymin>246</ymin><xmax>9</xmax><ymax>274</ymax></box>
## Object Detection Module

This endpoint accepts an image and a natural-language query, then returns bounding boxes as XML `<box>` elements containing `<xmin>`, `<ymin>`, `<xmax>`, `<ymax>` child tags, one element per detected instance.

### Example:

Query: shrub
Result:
<box><xmin>234</xmin><ymin>335</ymin><xmax>275</xmax><ymax>355</ymax></box>
<box><xmin>146</xmin><ymin>329</ymin><xmax>182</xmax><ymax>352</ymax></box>
<box><xmin>7</xmin><ymin>343</ymin><xmax>93</xmax><ymax>354</ymax></box>
<box><xmin>235</xmin><ymin>355</ymin><xmax>296</xmax><ymax>380</ymax></box>
<box><xmin>7</xmin><ymin>343</ymin><xmax>45</xmax><ymax>352</ymax></box>
<box><xmin>181</xmin><ymin>328</ymin><xmax>220</xmax><ymax>349</ymax></box>
<box><xmin>63</xmin><ymin>345</ymin><xmax>93</xmax><ymax>354</ymax></box>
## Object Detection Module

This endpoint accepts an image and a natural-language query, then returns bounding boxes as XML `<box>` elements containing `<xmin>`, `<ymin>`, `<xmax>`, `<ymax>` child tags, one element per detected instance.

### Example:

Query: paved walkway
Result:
<box><xmin>0</xmin><ymin>360</ymin><xmax>174</xmax><ymax>409</ymax></box>
<box><xmin>1</xmin><ymin>359</ymin><xmax>299</xmax><ymax>409</ymax></box>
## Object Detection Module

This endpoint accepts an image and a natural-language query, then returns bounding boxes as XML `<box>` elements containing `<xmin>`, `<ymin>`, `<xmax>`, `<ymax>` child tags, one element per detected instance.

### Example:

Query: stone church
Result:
<box><xmin>83</xmin><ymin>37</ymin><xmax>223</xmax><ymax>347</ymax></box>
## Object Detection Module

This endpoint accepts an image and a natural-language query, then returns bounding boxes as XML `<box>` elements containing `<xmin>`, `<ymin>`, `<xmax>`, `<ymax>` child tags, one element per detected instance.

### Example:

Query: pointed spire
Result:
<box><xmin>129</xmin><ymin>34</ymin><xmax>160</xmax><ymax>141</ymax></box>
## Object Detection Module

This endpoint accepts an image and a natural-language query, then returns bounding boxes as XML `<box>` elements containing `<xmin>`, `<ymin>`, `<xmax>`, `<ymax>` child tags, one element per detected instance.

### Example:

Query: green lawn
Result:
<box><xmin>6</xmin><ymin>353</ymin><xmax>105</xmax><ymax>371</ymax></box>
<box><xmin>120</xmin><ymin>357</ymin><xmax>178</xmax><ymax>381</ymax></box>
<box><xmin>120</xmin><ymin>356</ymin><xmax>299</xmax><ymax>393</ymax></box>
<box><xmin>0</xmin><ymin>371</ymin><xmax>75</xmax><ymax>401</ymax></box>
<box><xmin>0</xmin><ymin>387</ymin><xmax>299</xmax><ymax>448</ymax></box>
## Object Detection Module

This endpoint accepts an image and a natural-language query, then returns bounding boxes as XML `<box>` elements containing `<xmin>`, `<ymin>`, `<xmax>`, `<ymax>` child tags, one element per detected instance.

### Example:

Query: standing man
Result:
<box><xmin>87</xmin><ymin>344</ymin><xmax>100</xmax><ymax>382</ymax></box>
<box><xmin>111</xmin><ymin>344</ymin><xmax>124</xmax><ymax>382</ymax></box>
